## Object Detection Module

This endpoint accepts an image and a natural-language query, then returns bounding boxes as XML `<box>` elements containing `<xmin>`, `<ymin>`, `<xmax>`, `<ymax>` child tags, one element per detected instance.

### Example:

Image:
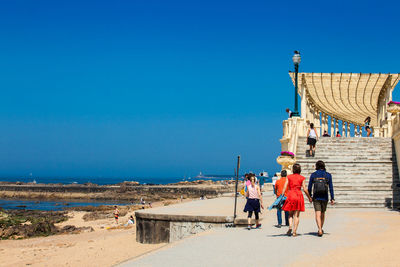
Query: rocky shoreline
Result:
<box><xmin>0</xmin><ymin>180</ymin><xmax>235</xmax><ymax>202</ymax></box>
<box><xmin>0</xmin><ymin>204</ymin><xmax>146</xmax><ymax>240</ymax></box>
<box><xmin>0</xmin><ymin>180</ymin><xmax>235</xmax><ymax>240</ymax></box>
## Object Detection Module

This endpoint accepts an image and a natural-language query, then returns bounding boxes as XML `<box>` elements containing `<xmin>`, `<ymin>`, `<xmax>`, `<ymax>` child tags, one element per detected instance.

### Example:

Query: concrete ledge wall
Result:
<box><xmin>170</xmin><ymin>222</ymin><xmax>223</xmax><ymax>243</ymax></box>
<box><xmin>135</xmin><ymin>212</ymin><xmax>232</xmax><ymax>244</ymax></box>
<box><xmin>136</xmin><ymin>217</ymin><xmax>170</xmax><ymax>244</ymax></box>
<box><xmin>393</xmin><ymin>135</ymin><xmax>400</xmax><ymax>182</ymax></box>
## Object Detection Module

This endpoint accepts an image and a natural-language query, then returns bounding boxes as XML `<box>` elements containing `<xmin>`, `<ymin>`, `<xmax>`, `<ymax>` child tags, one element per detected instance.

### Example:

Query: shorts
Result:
<box><xmin>365</xmin><ymin>126</ymin><xmax>370</xmax><ymax>130</ymax></box>
<box><xmin>313</xmin><ymin>200</ymin><xmax>328</xmax><ymax>212</ymax></box>
<box><xmin>307</xmin><ymin>137</ymin><xmax>317</xmax><ymax>146</ymax></box>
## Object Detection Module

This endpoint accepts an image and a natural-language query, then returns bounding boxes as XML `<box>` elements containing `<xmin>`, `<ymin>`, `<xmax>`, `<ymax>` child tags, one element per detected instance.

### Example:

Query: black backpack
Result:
<box><xmin>313</xmin><ymin>172</ymin><xmax>328</xmax><ymax>197</ymax></box>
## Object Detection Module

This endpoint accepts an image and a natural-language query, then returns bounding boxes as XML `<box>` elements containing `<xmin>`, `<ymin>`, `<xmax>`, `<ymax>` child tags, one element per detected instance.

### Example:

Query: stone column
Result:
<box><xmin>347</xmin><ymin>122</ymin><xmax>351</xmax><ymax>137</ymax></box>
<box><xmin>320</xmin><ymin>113</ymin><xmax>325</xmax><ymax>134</ymax></box>
<box><xmin>314</xmin><ymin>111</ymin><xmax>321</xmax><ymax>137</ymax></box>
<box><xmin>324</xmin><ymin>114</ymin><xmax>328</xmax><ymax>135</ymax></box>
<box><xmin>330</xmin><ymin>116</ymin><xmax>334</xmax><ymax>137</ymax></box>
<box><xmin>300</xmin><ymin>83</ymin><xmax>307</xmax><ymax>119</ymax></box>
<box><xmin>342</xmin><ymin>121</ymin><xmax>346</xmax><ymax>136</ymax></box>
<box><xmin>335</xmin><ymin>119</ymin><xmax>339</xmax><ymax>137</ymax></box>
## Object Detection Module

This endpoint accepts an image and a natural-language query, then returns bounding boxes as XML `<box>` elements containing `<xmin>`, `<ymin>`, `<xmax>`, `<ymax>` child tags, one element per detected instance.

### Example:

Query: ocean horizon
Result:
<box><xmin>0</xmin><ymin>174</ymin><xmax>273</xmax><ymax>186</ymax></box>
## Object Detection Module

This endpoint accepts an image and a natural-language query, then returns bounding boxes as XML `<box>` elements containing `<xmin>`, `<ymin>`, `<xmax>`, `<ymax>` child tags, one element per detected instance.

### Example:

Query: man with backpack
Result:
<box><xmin>308</xmin><ymin>160</ymin><xmax>335</xmax><ymax>237</ymax></box>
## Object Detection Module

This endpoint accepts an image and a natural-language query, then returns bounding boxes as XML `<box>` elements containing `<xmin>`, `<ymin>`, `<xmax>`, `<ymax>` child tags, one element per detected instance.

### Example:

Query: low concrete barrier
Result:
<box><xmin>135</xmin><ymin>211</ymin><xmax>232</xmax><ymax>243</ymax></box>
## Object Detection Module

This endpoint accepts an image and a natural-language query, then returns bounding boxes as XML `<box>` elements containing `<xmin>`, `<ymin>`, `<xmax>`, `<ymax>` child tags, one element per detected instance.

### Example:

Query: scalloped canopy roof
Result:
<box><xmin>289</xmin><ymin>73</ymin><xmax>400</xmax><ymax>127</ymax></box>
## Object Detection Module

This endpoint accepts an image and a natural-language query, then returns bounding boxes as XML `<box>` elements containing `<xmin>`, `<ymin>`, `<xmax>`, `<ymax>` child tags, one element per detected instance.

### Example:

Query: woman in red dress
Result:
<box><xmin>281</xmin><ymin>163</ymin><xmax>312</xmax><ymax>236</ymax></box>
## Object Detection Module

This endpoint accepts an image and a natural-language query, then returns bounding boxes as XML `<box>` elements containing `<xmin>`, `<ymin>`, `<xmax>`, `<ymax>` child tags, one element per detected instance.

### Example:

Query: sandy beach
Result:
<box><xmin>0</xmin><ymin>199</ymin><xmax>188</xmax><ymax>267</ymax></box>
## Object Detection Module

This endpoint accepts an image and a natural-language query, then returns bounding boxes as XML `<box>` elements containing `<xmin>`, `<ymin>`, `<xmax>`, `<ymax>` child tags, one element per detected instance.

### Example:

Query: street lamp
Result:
<box><xmin>291</xmin><ymin>50</ymin><xmax>301</xmax><ymax>117</ymax></box>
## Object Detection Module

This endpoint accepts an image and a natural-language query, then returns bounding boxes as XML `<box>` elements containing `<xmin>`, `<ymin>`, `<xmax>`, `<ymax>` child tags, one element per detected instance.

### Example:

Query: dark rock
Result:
<box><xmin>59</xmin><ymin>225</ymin><xmax>94</xmax><ymax>234</ymax></box>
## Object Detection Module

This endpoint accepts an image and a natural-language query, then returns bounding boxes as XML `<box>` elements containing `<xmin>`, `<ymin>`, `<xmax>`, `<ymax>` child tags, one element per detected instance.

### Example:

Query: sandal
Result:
<box><xmin>292</xmin><ymin>232</ymin><xmax>297</xmax><ymax>237</ymax></box>
<box><xmin>318</xmin><ymin>230</ymin><xmax>323</xmax><ymax>237</ymax></box>
<box><xmin>287</xmin><ymin>229</ymin><xmax>292</xmax><ymax>236</ymax></box>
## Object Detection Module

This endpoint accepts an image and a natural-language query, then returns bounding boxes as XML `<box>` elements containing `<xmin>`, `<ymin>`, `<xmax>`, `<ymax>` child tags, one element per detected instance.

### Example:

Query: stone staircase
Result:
<box><xmin>296</xmin><ymin>137</ymin><xmax>400</xmax><ymax>208</ymax></box>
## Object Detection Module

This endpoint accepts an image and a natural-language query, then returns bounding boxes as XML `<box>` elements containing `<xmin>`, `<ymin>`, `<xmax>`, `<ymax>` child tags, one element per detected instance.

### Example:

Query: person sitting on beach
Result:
<box><xmin>281</xmin><ymin>164</ymin><xmax>312</xmax><ymax>237</ymax></box>
<box><xmin>275</xmin><ymin>170</ymin><xmax>289</xmax><ymax>228</ymax></box>
<box><xmin>243</xmin><ymin>174</ymin><xmax>264</xmax><ymax>230</ymax></box>
<box><xmin>126</xmin><ymin>215</ymin><xmax>134</xmax><ymax>225</ymax></box>
<box><xmin>114</xmin><ymin>206</ymin><xmax>119</xmax><ymax>224</ymax></box>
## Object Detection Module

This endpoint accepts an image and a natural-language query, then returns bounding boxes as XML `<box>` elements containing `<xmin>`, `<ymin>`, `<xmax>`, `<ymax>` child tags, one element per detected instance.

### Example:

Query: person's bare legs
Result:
<box><xmin>321</xmin><ymin>212</ymin><xmax>325</xmax><ymax>230</ymax></box>
<box><xmin>367</xmin><ymin>128</ymin><xmax>371</xmax><ymax>137</ymax></box>
<box><xmin>293</xmin><ymin>211</ymin><xmax>300</xmax><ymax>235</ymax></box>
<box><xmin>312</xmin><ymin>145</ymin><xmax>316</xmax><ymax>156</ymax></box>
<box><xmin>309</xmin><ymin>145</ymin><xmax>313</xmax><ymax>156</ymax></box>
<box><xmin>315</xmin><ymin>211</ymin><xmax>322</xmax><ymax>234</ymax></box>
<box><xmin>288</xmin><ymin>211</ymin><xmax>294</xmax><ymax>229</ymax></box>
<box><xmin>287</xmin><ymin>211</ymin><xmax>294</xmax><ymax>235</ymax></box>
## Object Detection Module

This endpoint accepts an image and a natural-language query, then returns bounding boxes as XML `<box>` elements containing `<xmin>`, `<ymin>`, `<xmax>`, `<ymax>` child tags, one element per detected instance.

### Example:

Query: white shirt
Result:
<box><xmin>309</xmin><ymin>129</ymin><xmax>317</xmax><ymax>138</ymax></box>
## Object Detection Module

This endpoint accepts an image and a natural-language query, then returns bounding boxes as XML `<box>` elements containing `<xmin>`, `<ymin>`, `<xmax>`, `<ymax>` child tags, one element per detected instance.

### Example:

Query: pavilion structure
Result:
<box><xmin>280</xmin><ymin>72</ymin><xmax>400</xmax><ymax>171</ymax></box>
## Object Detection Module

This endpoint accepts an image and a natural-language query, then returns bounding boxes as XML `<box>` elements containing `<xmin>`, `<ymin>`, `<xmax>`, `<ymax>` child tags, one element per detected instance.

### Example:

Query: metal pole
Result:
<box><xmin>233</xmin><ymin>155</ymin><xmax>241</xmax><ymax>224</ymax></box>
<box><xmin>293</xmin><ymin>63</ymin><xmax>300</xmax><ymax>117</ymax></box>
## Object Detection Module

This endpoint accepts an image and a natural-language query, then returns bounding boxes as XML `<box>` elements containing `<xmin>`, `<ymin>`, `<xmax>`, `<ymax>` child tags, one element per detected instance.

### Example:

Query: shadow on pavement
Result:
<box><xmin>303</xmin><ymin>232</ymin><xmax>330</xmax><ymax>236</ymax></box>
<box><xmin>267</xmin><ymin>233</ymin><xmax>294</xmax><ymax>237</ymax></box>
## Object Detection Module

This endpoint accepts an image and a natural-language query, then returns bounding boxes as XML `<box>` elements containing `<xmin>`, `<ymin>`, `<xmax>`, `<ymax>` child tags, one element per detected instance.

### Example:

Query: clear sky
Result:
<box><xmin>1</xmin><ymin>0</ymin><xmax>400</xmax><ymax>179</ymax></box>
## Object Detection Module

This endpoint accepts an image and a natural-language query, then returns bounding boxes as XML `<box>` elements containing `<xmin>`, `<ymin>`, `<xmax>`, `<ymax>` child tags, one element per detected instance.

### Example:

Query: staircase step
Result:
<box><xmin>292</xmin><ymin>136</ymin><xmax>399</xmax><ymax>208</ymax></box>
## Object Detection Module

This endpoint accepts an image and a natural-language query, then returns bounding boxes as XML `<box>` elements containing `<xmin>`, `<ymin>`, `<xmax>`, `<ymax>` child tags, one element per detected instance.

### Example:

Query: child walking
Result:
<box><xmin>243</xmin><ymin>174</ymin><xmax>264</xmax><ymax>230</ymax></box>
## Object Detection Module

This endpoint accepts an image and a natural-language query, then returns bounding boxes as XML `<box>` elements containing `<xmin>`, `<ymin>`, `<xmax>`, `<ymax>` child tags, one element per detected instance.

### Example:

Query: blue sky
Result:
<box><xmin>1</xmin><ymin>0</ymin><xmax>400</xmax><ymax>179</ymax></box>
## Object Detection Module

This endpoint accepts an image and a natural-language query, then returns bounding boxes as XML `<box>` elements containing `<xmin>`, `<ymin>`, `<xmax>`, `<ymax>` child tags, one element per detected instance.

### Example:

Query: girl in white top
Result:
<box><xmin>243</xmin><ymin>175</ymin><xmax>264</xmax><ymax>230</ymax></box>
<box><xmin>306</xmin><ymin>123</ymin><xmax>319</xmax><ymax>157</ymax></box>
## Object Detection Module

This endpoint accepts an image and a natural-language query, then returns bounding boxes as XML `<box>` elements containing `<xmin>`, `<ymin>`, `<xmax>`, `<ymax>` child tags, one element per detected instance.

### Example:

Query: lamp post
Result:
<box><xmin>291</xmin><ymin>50</ymin><xmax>301</xmax><ymax>117</ymax></box>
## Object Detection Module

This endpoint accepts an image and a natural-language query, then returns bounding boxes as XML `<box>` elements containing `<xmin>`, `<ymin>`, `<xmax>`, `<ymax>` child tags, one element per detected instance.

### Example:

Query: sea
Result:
<box><xmin>0</xmin><ymin>175</ymin><xmax>273</xmax><ymax>211</ymax></box>
<box><xmin>0</xmin><ymin>176</ymin><xmax>239</xmax><ymax>185</ymax></box>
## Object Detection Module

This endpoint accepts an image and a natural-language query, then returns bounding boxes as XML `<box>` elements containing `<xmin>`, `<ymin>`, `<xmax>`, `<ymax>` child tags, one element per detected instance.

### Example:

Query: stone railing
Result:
<box><xmin>389</xmin><ymin>103</ymin><xmax>400</xmax><ymax>176</ymax></box>
<box><xmin>280</xmin><ymin>117</ymin><xmax>307</xmax><ymax>155</ymax></box>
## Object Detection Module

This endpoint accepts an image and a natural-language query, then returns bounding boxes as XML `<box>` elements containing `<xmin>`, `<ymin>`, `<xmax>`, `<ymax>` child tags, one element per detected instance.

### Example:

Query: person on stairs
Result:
<box><xmin>364</xmin><ymin>116</ymin><xmax>372</xmax><ymax>137</ymax></box>
<box><xmin>308</xmin><ymin>160</ymin><xmax>335</xmax><ymax>237</ymax></box>
<box><xmin>306</xmin><ymin>123</ymin><xmax>318</xmax><ymax>157</ymax></box>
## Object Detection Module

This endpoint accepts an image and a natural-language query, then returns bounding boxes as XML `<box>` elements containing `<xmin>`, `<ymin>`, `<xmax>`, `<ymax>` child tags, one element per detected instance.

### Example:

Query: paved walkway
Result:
<box><xmin>121</xmin><ymin>208</ymin><xmax>398</xmax><ymax>267</ymax></box>
<box><xmin>135</xmin><ymin>192</ymin><xmax>274</xmax><ymax>222</ymax></box>
<box><xmin>119</xmin><ymin>201</ymin><xmax>400</xmax><ymax>267</ymax></box>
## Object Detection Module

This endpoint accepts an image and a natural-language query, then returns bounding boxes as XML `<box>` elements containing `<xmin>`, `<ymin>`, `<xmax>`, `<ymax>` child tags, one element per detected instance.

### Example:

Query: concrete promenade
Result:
<box><xmin>120</xmin><ymin>200</ymin><xmax>400</xmax><ymax>267</ymax></box>
<box><xmin>136</xmin><ymin>193</ymin><xmax>273</xmax><ymax>221</ymax></box>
